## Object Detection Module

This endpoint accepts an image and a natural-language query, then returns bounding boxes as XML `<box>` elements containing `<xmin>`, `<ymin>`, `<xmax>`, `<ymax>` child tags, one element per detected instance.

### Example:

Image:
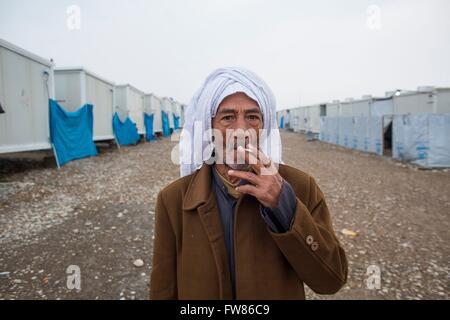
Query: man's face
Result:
<box><xmin>211</xmin><ymin>92</ymin><xmax>263</xmax><ymax>170</ymax></box>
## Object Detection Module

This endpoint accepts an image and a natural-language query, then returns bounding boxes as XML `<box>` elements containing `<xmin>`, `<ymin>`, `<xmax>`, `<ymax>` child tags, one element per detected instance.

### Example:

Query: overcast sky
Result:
<box><xmin>1</xmin><ymin>0</ymin><xmax>449</xmax><ymax>110</ymax></box>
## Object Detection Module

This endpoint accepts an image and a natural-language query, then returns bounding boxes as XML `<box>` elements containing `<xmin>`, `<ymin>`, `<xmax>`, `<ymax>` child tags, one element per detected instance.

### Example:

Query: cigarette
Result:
<box><xmin>244</xmin><ymin>148</ymin><xmax>257</xmax><ymax>156</ymax></box>
<box><xmin>237</xmin><ymin>146</ymin><xmax>257</xmax><ymax>156</ymax></box>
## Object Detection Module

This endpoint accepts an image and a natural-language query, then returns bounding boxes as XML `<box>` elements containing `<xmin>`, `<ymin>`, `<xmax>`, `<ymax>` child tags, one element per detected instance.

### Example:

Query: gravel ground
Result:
<box><xmin>0</xmin><ymin>131</ymin><xmax>449</xmax><ymax>300</ymax></box>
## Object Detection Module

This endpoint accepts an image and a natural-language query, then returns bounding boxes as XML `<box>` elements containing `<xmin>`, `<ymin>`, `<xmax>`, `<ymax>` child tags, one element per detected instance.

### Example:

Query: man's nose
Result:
<box><xmin>230</xmin><ymin>119</ymin><xmax>253</xmax><ymax>147</ymax></box>
<box><xmin>231</xmin><ymin>114</ymin><xmax>250</xmax><ymax>131</ymax></box>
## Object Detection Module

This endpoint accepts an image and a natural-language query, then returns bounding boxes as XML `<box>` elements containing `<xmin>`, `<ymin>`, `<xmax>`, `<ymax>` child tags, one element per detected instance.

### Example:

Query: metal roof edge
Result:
<box><xmin>0</xmin><ymin>38</ymin><xmax>53</xmax><ymax>67</ymax></box>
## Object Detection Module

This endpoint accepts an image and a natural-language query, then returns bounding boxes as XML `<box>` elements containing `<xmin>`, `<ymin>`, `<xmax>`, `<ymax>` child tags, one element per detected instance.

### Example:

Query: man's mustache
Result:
<box><xmin>229</xmin><ymin>139</ymin><xmax>250</xmax><ymax>150</ymax></box>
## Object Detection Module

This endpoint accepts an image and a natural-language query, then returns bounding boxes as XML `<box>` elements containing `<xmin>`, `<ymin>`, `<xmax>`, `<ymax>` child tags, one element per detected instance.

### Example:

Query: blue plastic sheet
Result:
<box><xmin>280</xmin><ymin>116</ymin><xmax>284</xmax><ymax>129</ymax></box>
<box><xmin>320</xmin><ymin>116</ymin><xmax>383</xmax><ymax>155</ymax></box>
<box><xmin>338</xmin><ymin>117</ymin><xmax>353</xmax><ymax>149</ymax></box>
<box><xmin>173</xmin><ymin>114</ymin><xmax>180</xmax><ymax>130</ymax></box>
<box><xmin>320</xmin><ymin>117</ymin><xmax>339</xmax><ymax>145</ymax></box>
<box><xmin>161</xmin><ymin>111</ymin><xmax>170</xmax><ymax>137</ymax></box>
<box><xmin>393</xmin><ymin>113</ymin><xmax>450</xmax><ymax>168</ymax></box>
<box><xmin>49</xmin><ymin>99</ymin><xmax>98</xmax><ymax>167</ymax></box>
<box><xmin>144</xmin><ymin>113</ymin><xmax>156</xmax><ymax>141</ymax></box>
<box><xmin>112</xmin><ymin>113</ymin><xmax>140</xmax><ymax>146</ymax></box>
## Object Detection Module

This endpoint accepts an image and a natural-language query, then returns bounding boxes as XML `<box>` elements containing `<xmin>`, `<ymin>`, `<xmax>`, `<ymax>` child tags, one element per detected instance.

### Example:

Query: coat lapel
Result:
<box><xmin>182</xmin><ymin>164</ymin><xmax>233</xmax><ymax>299</ymax></box>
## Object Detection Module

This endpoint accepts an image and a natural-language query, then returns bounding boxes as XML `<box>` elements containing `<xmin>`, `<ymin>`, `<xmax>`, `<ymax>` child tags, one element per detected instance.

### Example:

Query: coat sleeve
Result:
<box><xmin>269</xmin><ymin>176</ymin><xmax>348</xmax><ymax>294</ymax></box>
<box><xmin>149</xmin><ymin>191</ymin><xmax>177</xmax><ymax>299</ymax></box>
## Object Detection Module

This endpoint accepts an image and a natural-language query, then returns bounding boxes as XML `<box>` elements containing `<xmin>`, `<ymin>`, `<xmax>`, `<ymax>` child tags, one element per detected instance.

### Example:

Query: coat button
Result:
<box><xmin>311</xmin><ymin>242</ymin><xmax>319</xmax><ymax>251</ymax></box>
<box><xmin>306</xmin><ymin>235</ymin><xmax>314</xmax><ymax>245</ymax></box>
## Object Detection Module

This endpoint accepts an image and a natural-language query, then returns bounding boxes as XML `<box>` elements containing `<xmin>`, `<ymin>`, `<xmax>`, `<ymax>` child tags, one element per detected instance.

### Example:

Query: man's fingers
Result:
<box><xmin>237</xmin><ymin>146</ymin><xmax>262</xmax><ymax>174</ymax></box>
<box><xmin>247</xmin><ymin>143</ymin><xmax>271</xmax><ymax>166</ymax></box>
<box><xmin>235</xmin><ymin>184</ymin><xmax>261</xmax><ymax>198</ymax></box>
<box><xmin>247</xmin><ymin>152</ymin><xmax>262</xmax><ymax>174</ymax></box>
<box><xmin>247</xmin><ymin>143</ymin><xmax>276</xmax><ymax>176</ymax></box>
<box><xmin>228</xmin><ymin>169</ymin><xmax>260</xmax><ymax>185</ymax></box>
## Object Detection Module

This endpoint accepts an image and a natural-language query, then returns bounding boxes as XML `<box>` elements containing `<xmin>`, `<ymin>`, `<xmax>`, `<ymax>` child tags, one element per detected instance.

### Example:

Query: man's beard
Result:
<box><xmin>214</xmin><ymin>136</ymin><xmax>257</xmax><ymax>172</ymax></box>
<box><xmin>224</xmin><ymin>147</ymin><xmax>252</xmax><ymax>172</ymax></box>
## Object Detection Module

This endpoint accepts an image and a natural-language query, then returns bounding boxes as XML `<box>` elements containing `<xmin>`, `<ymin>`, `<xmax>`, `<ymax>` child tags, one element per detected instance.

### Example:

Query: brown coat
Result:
<box><xmin>150</xmin><ymin>163</ymin><xmax>348</xmax><ymax>300</ymax></box>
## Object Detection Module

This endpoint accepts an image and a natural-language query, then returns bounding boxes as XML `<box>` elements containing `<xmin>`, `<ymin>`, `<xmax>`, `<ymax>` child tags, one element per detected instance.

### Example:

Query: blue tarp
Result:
<box><xmin>161</xmin><ymin>111</ymin><xmax>170</xmax><ymax>137</ymax></box>
<box><xmin>173</xmin><ymin>114</ymin><xmax>180</xmax><ymax>130</ymax></box>
<box><xmin>393</xmin><ymin>113</ymin><xmax>450</xmax><ymax>168</ymax></box>
<box><xmin>280</xmin><ymin>116</ymin><xmax>284</xmax><ymax>129</ymax></box>
<box><xmin>49</xmin><ymin>99</ymin><xmax>98</xmax><ymax>166</ymax></box>
<box><xmin>112</xmin><ymin>113</ymin><xmax>140</xmax><ymax>146</ymax></box>
<box><xmin>319</xmin><ymin>116</ymin><xmax>339</xmax><ymax>145</ymax></box>
<box><xmin>144</xmin><ymin>113</ymin><xmax>156</xmax><ymax>141</ymax></box>
<box><xmin>320</xmin><ymin>116</ymin><xmax>383</xmax><ymax>155</ymax></box>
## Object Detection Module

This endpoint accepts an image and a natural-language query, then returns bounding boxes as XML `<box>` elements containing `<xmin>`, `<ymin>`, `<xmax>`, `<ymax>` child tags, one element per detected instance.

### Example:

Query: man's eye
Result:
<box><xmin>247</xmin><ymin>115</ymin><xmax>260</xmax><ymax>120</ymax></box>
<box><xmin>223</xmin><ymin>116</ymin><xmax>235</xmax><ymax>121</ymax></box>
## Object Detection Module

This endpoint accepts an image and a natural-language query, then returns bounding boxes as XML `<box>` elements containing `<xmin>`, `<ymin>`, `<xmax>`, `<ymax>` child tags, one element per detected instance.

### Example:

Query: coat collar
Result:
<box><xmin>182</xmin><ymin>163</ymin><xmax>234</xmax><ymax>299</ymax></box>
<box><xmin>183</xmin><ymin>163</ymin><xmax>214</xmax><ymax>211</ymax></box>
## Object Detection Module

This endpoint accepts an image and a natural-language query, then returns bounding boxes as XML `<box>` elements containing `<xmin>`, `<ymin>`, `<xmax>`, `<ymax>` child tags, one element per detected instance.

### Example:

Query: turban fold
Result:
<box><xmin>179</xmin><ymin>67</ymin><xmax>282</xmax><ymax>177</ymax></box>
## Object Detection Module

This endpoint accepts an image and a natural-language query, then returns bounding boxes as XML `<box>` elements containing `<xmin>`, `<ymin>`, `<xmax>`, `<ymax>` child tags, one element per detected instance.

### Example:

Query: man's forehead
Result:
<box><xmin>216</xmin><ymin>106</ymin><xmax>261</xmax><ymax>114</ymax></box>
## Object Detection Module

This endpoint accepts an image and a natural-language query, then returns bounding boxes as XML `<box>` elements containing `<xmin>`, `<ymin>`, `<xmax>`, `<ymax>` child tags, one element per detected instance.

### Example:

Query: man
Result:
<box><xmin>284</xmin><ymin>109</ymin><xmax>291</xmax><ymax>131</ymax></box>
<box><xmin>150</xmin><ymin>67</ymin><xmax>347</xmax><ymax>300</ymax></box>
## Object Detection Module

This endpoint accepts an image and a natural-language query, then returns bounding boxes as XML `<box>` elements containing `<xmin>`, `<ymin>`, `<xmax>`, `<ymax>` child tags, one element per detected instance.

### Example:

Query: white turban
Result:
<box><xmin>179</xmin><ymin>67</ymin><xmax>282</xmax><ymax>177</ymax></box>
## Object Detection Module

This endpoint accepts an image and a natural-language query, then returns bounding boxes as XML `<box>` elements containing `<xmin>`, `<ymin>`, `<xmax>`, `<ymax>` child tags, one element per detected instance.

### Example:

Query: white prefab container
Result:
<box><xmin>161</xmin><ymin>97</ymin><xmax>175</xmax><ymax>129</ymax></box>
<box><xmin>290</xmin><ymin>107</ymin><xmax>301</xmax><ymax>132</ymax></box>
<box><xmin>298</xmin><ymin>107</ymin><xmax>308</xmax><ymax>132</ymax></box>
<box><xmin>290</xmin><ymin>107</ymin><xmax>304</xmax><ymax>132</ymax></box>
<box><xmin>305</xmin><ymin>105</ymin><xmax>323</xmax><ymax>134</ymax></box>
<box><xmin>371</xmin><ymin>97</ymin><xmax>394</xmax><ymax>117</ymax></box>
<box><xmin>171</xmin><ymin>100</ymin><xmax>182</xmax><ymax>128</ymax></box>
<box><xmin>325</xmin><ymin>101</ymin><xmax>341</xmax><ymax>117</ymax></box>
<box><xmin>115</xmin><ymin>84</ymin><xmax>145</xmax><ymax>135</ymax></box>
<box><xmin>393</xmin><ymin>90</ymin><xmax>433</xmax><ymax>115</ymax></box>
<box><xmin>434</xmin><ymin>88</ymin><xmax>450</xmax><ymax>113</ymax></box>
<box><xmin>172</xmin><ymin>100</ymin><xmax>182</xmax><ymax>117</ymax></box>
<box><xmin>144</xmin><ymin>93</ymin><xmax>163</xmax><ymax>133</ymax></box>
<box><xmin>393</xmin><ymin>87</ymin><xmax>450</xmax><ymax>115</ymax></box>
<box><xmin>54</xmin><ymin>67</ymin><xmax>115</xmax><ymax>141</ymax></box>
<box><xmin>0</xmin><ymin>38</ymin><xmax>55</xmax><ymax>154</ymax></box>
<box><xmin>340</xmin><ymin>98</ymin><xmax>371</xmax><ymax>117</ymax></box>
